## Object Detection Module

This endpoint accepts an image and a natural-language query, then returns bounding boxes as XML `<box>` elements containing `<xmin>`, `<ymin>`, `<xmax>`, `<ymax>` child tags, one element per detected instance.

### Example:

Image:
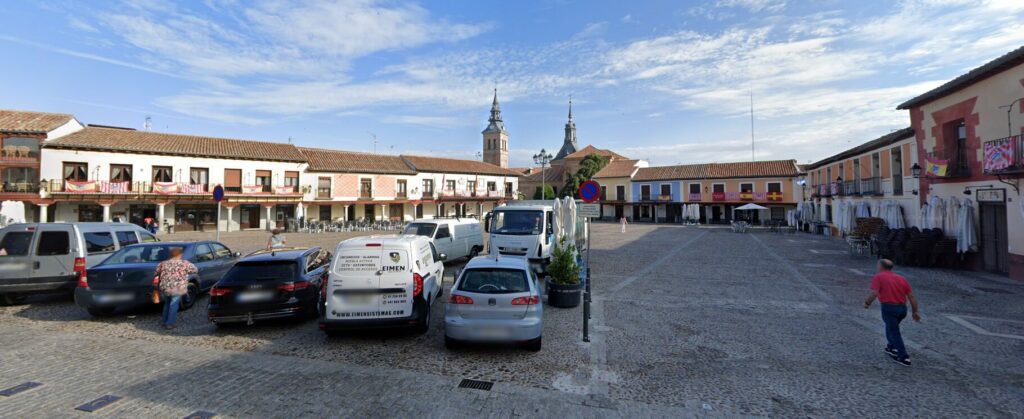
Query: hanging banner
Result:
<box><xmin>925</xmin><ymin>156</ymin><xmax>949</xmax><ymax>177</ymax></box>
<box><xmin>152</xmin><ymin>182</ymin><xmax>178</xmax><ymax>194</ymax></box>
<box><xmin>830</xmin><ymin>182</ymin><xmax>839</xmax><ymax>196</ymax></box>
<box><xmin>688</xmin><ymin>193</ymin><xmax>702</xmax><ymax>201</ymax></box>
<box><xmin>725</xmin><ymin>192</ymin><xmax>740</xmax><ymax>201</ymax></box>
<box><xmin>181</xmin><ymin>183</ymin><xmax>206</xmax><ymax>194</ymax></box>
<box><xmin>740</xmin><ymin>192</ymin><xmax>753</xmax><ymax>201</ymax></box>
<box><xmin>100</xmin><ymin>181</ymin><xmax>129</xmax><ymax>193</ymax></box>
<box><xmin>767</xmin><ymin>191</ymin><xmax>784</xmax><ymax>202</ymax></box>
<box><xmin>65</xmin><ymin>180</ymin><xmax>98</xmax><ymax>193</ymax></box>
<box><xmin>274</xmin><ymin>185</ymin><xmax>296</xmax><ymax>194</ymax></box>
<box><xmin>242</xmin><ymin>185</ymin><xmax>264</xmax><ymax>194</ymax></box>
<box><xmin>753</xmin><ymin>192</ymin><xmax>767</xmax><ymax>201</ymax></box>
<box><xmin>983</xmin><ymin>136</ymin><xmax>1016</xmax><ymax>173</ymax></box>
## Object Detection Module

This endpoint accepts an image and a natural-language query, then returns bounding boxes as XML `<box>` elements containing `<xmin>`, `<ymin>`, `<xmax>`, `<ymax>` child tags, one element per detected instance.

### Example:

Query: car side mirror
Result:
<box><xmin>233</xmin><ymin>252</ymin><xmax>241</xmax><ymax>257</ymax></box>
<box><xmin>439</xmin><ymin>253</ymin><xmax>448</xmax><ymax>261</ymax></box>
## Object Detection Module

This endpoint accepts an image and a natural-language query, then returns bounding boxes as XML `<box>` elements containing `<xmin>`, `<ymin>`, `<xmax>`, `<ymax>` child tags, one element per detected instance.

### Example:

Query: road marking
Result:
<box><xmin>609</xmin><ymin>230</ymin><xmax>709</xmax><ymax>293</ymax></box>
<box><xmin>847</xmin><ymin>268</ymin><xmax>868</xmax><ymax>276</ymax></box>
<box><xmin>944</xmin><ymin>314</ymin><xmax>1024</xmax><ymax>341</ymax></box>
<box><xmin>809</xmin><ymin>249</ymin><xmax>847</xmax><ymax>255</ymax></box>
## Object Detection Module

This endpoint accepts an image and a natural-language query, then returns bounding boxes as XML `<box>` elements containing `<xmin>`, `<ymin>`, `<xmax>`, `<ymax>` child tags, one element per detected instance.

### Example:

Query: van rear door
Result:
<box><xmin>30</xmin><ymin>224</ymin><xmax>76</xmax><ymax>284</ymax></box>
<box><xmin>328</xmin><ymin>245</ymin><xmax>383</xmax><ymax>319</ymax></box>
<box><xmin>376</xmin><ymin>246</ymin><xmax>413</xmax><ymax>319</ymax></box>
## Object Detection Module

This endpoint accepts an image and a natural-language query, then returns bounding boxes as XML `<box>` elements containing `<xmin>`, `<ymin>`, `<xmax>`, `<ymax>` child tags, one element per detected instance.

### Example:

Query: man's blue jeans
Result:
<box><xmin>162</xmin><ymin>294</ymin><xmax>182</xmax><ymax>327</ymax></box>
<box><xmin>881</xmin><ymin>303</ymin><xmax>908</xmax><ymax>359</ymax></box>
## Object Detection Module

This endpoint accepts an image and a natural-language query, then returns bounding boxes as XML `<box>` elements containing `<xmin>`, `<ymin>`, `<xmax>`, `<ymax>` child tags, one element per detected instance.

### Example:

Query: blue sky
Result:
<box><xmin>2</xmin><ymin>0</ymin><xmax>1023</xmax><ymax>167</ymax></box>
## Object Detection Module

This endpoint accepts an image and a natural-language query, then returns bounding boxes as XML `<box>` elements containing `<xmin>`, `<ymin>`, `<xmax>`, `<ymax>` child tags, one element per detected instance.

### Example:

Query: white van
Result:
<box><xmin>0</xmin><ymin>222</ymin><xmax>158</xmax><ymax>305</ymax></box>
<box><xmin>320</xmin><ymin>235</ymin><xmax>445</xmax><ymax>334</ymax></box>
<box><xmin>402</xmin><ymin>218</ymin><xmax>484</xmax><ymax>261</ymax></box>
<box><xmin>485</xmin><ymin>204</ymin><xmax>555</xmax><ymax>273</ymax></box>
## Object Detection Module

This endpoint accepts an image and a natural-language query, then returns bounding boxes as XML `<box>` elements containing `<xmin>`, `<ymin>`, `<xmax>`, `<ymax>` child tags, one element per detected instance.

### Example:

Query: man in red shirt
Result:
<box><xmin>864</xmin><ymin>259</ymin><xmax>921</xmax><ymax>366</ymax></box>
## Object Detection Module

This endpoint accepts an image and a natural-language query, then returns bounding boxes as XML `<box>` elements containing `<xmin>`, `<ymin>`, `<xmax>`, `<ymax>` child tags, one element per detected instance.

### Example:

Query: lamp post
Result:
<box><xmin>533</xmin><ymin>148</ymin><xmax>553</xmax><ymax>200</ymax></box>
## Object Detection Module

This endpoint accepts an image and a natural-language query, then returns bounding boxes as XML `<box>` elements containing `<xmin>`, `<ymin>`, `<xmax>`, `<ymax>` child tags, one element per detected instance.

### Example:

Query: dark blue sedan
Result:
<box><xmin>74</xmin><ymin>241</ymin><xmax>239</xmax><ymax>317</ymax></box>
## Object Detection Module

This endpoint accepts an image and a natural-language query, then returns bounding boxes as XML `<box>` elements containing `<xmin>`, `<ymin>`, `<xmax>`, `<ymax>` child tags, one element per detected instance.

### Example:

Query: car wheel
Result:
<box><xmin>468</xmin><ymin>246</ymin><xmax>481</xmax><ymax>259</ymax></box>
<box><xmin>179</xmin><ymin>283</ymin><xmax>199</xmax><ymax>311</ymax></box>
<box><xmin>444</xmin><ymin>336</ymin><xmax>461</xmax><ymax>350</ymax></box>
<box><xmin>87</xmin><ymin>307</ymin><xmax>116</xmax><ymax>317</ymax></box>
<box><xmin>0</xmin><ymin>293</ymin><xmax>27</xmax><ymax>306</ymax></box>
<box><xmin>414</xmin><ymin>299</ymin><xmax>431</xmax><ymax>334</ymax></box>
<box><xmin>523</xmin><ymin>336</ymin><xmax>542</xmax><ymax>352</ymax></box>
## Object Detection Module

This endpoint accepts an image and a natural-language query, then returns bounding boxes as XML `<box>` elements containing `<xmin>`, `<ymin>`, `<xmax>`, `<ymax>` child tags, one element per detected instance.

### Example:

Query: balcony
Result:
<box><xmin>982</xmin><ymin>135</ymin><xmax>1023</xmax><ymax>175</ymax></box>
<box><xmin>2</xmin><ymin>182</ymin><xmax>40</xmax><ymax>193</ymax></box>
<box><xmin>0</xmin><ymin>147</ymin><xmax>40</xmax><ymax>163</ymax></box>
<box><xmin>640</xmin><ymin>193</ymin><xmax>652</xmax><ymax>201</ymax></box>
<box><xmin>859</xmin><ymin>177</ymin><xmax>882</xmax><ymax>196</ymax></box>
<box><xmin>359</xmin><ymin>190</ymin><xmax>373</xmax><ymax>199</ymax></box>
<box><xmin>928</xmin><ymin>148</ymin><xmax>971</xmax><ymax>178</ymax></box>
<box><xmin>657</xmin><ymin>194</ymin><xmax>673</xmax><ymax>202</ymax></box>
<box><xmin>687</xmin><ymin>193</ymin><xmax>701</xmax><ymax>201</ymax></box>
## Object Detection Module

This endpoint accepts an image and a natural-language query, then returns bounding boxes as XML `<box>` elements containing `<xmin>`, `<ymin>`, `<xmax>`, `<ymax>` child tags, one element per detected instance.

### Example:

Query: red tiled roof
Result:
<box><xmin>523</xmin><ymin>165</ymin><xmax>565</xmax><ymax>183</ymax></box>
<box><xmin>561</xmin><ymin>145</ymin><xmax>626</xmax><ymax>160</ymax></box>
<box><xmin>300</xmin><ymin>147</ymin><xmax>415</xmax><ymax>174</ymax></box>
<box><xmin>0</xmin><ymin>109</ymin><xmax>75</xmax><ymax>134</ymax></box>
<box><xmin>44</xmin><ymin>126</ymin><xmax>307</xmax><ymax>162</ymax></box>
<box><xmin>593</xmin><ymin>159</ymin><xmax>639</xmax><ymax>178</ymax></box>
<box><xmin>401</xmin><ymin>155</ymin><xmax>523</xmax><ymax>177</ymax></box>
<box><xmin>634</xmin><ymin>159</ymin><xmax>800</xmax><ymax>181</ymax></box>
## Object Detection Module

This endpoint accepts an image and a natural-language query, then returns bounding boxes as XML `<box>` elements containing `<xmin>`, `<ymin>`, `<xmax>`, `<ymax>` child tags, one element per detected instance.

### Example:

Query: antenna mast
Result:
<box><xmin>750</xmin><ymin>92</ymin><xmax>755</xmax><ymax>161</ymax></box>
<box><xmin>144</xmin><ymin>115</ymin><xmax>152</xmax><ymax>131</ymax></box>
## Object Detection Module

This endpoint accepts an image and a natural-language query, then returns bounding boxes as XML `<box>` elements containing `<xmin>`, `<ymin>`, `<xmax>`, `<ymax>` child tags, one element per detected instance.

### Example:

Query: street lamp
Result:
<box><xmin>533</xmin><ymin>148</ymin><xmax>553</xmax><ymax>199</ymax></box>
<box><xmin>910</xmin><ymin>163</ymin><xmax>922</xmax><ymax>178</ymax></box>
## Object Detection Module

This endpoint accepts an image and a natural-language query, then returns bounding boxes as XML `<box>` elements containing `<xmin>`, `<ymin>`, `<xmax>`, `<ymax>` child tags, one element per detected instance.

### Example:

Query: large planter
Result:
<box><xmin>546</xmin><ymin>278</ymin><xmax>582</xmax><ymax>308</ymax></box>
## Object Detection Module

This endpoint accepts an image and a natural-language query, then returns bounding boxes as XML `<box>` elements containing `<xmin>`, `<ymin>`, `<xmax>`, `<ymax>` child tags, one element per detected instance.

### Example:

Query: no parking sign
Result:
<box><xmin>578</xmin><ymin>180</ymin><xmax>600</xmax><ymax>203</ymax></box>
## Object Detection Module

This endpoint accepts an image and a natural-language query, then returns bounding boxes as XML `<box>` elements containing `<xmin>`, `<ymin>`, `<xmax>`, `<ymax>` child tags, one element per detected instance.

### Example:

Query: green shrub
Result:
<box><xmin>547</xmin><ymin>236</ymin><xmax>580</xmax><ymax>285</ymax></box>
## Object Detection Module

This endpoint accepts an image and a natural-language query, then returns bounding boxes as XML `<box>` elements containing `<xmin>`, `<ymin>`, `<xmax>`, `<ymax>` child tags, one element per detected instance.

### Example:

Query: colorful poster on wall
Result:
<box><xmin>983</xmin><ymin>136</ymin><xmax>1016</xmax><ymax>173</ymax></box>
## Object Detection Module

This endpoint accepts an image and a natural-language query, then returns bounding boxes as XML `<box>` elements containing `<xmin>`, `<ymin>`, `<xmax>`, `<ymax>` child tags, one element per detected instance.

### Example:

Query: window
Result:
<box><xmin>616</xmin><ymin>185</ymin><xmax>625</xmax><ymax>200</ymax></box>
<box><xmin>360</xmin><ymin>178</ymin><xmax>373</xmax><ymax>198</ymax></box>
<box><xmin>423</xmin><ymin>179</ymin><xmax>434</xmax><ymax>194</ymax></box>
<box><xmin>255</xmin><ymin>170</ymin><xmax>272</xmax><ymax>192</ymax></box>
<box><xmin>194</xmin><ymin>243</ymin><xmax>215</xmax><ymax>262</ymax></box>
<box><xmin>489</xmin><ymin>210</ymin><xmax>543</xmax><ymax>235</ymax></box>
<box><xmin>457</xmin><ymin>268</ymin><xmax>530</xmax><ymax>294</ymax></box>
<box><xmin>139</xmin><ymin>232</ymin><xmax>158</xmax><ymax>243</ymax></box>
<box><xmin>466</xmin><ymin>180</ymin><xmax>476</xmax><ymax>195</ymax></box>
<box><xmin>224</xmin><ymin>261</ymin><xmax>297</xmax><ymax>281</ymax></box>
<box><xmin>224</xmin><ymin>169</ymin><xmax>242</xmax><ymax>192</ymax></box>
<box><xmin>284</xmin><ymin>171</ymin><xmax>299</xmax><ymax>192</ymax></box>
<box><xmin>640</xmin><ymin>185</ymin><xmax>651</xmax><ymax>200</ymax></box>
<box><xmin>871</xmin><ymin>153</ymin><xmax>881</xmax><ymax>178</ymax></box>
<box><xmin>2</xmin><ymin>137</ymin><xmax>40</xmax><ymax>158</ymax></box>
<box><xmin>317</xmin><ymin>177</ymin><xmax>331</xmax><ymax>199</ymax></box>
<box><xmin>190</xmin><ymin>168</ymin><xmax>209</xmax><ymax>187</ymax></box>
<box><xmin>436</xmin><ymin>224</ymin><xmax>451</xmax><ymax>239</ymax></box>
<box><xmin>397</xmin><ymin>179</ymin><xmax>407</xmax><ymax>197</ymax></box>
<box><xmin>83</xmin><ymin>232</ymin><xmax>115</xmax><ymax>254</ymax></box>
<box><xmin>660</xmin><ymin>184</ymin><xmax>671</xmax><ymax>196</ymax></box>
<box><xmin>0</xmin><ymin>232</ymin><xmax>33</xmax><ymax>256</ymax></box>
<box><xmin>100</xmin><ymin>245</ymin><xmax>177</xmax><ymax>265</ymax></box>
<box><xmin>211</xmin><ymin>243</ymin><xmax>233</xmax><ymax>259</ymax></box>
<box><xmin>153</xmin><ymin>166</ymin><xmax>173</xmax><ymax>183</ymax></box>
<box><xmin>63</xmin><ymin>162</ymin><xmax>88</xmax><ymax>181</ymax></box>
<box><xmin>505</xmin><ymin>182</ymin><xmax>514</xmax><ymax>196</ymax></box>
<box><xmin>445</xmin><ymin>180</ymin><xmax>456</xmax><ymax>191</ymax></box>
<box><xmin>712</xmin><ymin>184</ymin><xmax>725</xmax><ymax>193</ymax></box>
<box><xmin>319</xmin><ymin>205</ymin><xmax>332</xmax><ymax>220</ymax></box>
<box><xmin>891</xmin><ymin>147</ymin><xmax>903</xmax><ymax>196</ymax></box>
<box><xmin>2</xmin><ymin>167</ymin><xmax>38</xmax><ymax>192</ymax></box>
<box><xmin>115</xmin><ymin>231</ymin><xmax>139</xmax><ymax>247</ymax></box>
<box><xmin>487</xmin><ymin>181</ymin><xmax>496</xmax><ymax>191</ymax></box>
<box><xmin>601</xmin><ymin>185</ymin><xmax>607</xmax><ymax>200</ymax></box>
<box><xmin>110</xmin><ymin>164</ymin><xmax>132</xmax><ymax>183</ymax></box>
<box><xmin>689</xmin><ymin>184</ymin><xmax>701</xmax><ymax>194</ymax></box>
<box><xmin>306</xmin><ymin>250</ymin><xmax>328</xmax><ymax>273</ymax></box>
<box><xmin>740</xmin><ymin>183</ymin><xmax>753</xmax><ymax>193</ymax></box>
<box><xmin>36</xmin><ymin>231</ymin><xmax>70</xmax><ymax>256</ymax></box>
<box><xmin>403</xmin><ymin>222</ymin><xmax>438</xmax><ymax>237</ymax></box>
<box><xmin>767</xmin><ymin>182</ymin><xmax>782</xmax><ymax>193</ymax></box>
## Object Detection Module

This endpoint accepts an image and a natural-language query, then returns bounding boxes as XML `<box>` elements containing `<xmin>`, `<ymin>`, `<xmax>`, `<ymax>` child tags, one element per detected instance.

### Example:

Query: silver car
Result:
<box><xmin>444</xmin><ymin>255</ymin><xmax>542</xmax><ymax>351</ymax></box>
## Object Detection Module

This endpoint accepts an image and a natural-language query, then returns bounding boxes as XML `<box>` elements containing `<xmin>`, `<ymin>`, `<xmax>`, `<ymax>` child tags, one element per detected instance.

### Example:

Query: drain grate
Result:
<box><xmin>458</xmin><ymin>379</ymin><xmax>494</xmax><ymax>391</ymax></box>
<box><xmin>974</xmin><ymin>287</ymin><xmax>1013</xmax><ymax>294</ymax></box>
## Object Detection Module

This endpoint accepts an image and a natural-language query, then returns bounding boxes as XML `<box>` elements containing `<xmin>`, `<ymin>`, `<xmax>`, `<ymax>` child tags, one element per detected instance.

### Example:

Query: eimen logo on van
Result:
<box><xmin>381</xmin><ymin>265</ymin><xmax>406</xmax><ymax>272</ymax></box>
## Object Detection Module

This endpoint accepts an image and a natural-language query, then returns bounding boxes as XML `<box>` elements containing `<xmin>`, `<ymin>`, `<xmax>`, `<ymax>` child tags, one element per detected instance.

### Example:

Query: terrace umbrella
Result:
<box><xmin>930</xmin><ymin>196</ymin><xmax>947</xmax><ymax>233</ymax></box>
<box><xmin>735</xmin><ymin>203</ymin><xmax>768</xmax><ymax>225</ymax></box>
<box><xmin>946</xmin><ymin>196</ymin><xmax>961</xmax><ymax>239</ymax></box>
<box><xmin>0</xmin><ymin>201</ymin><xmax>26</xmax><ymax>226</ymax></box>
<box><xmin>856</xmin><ymin>201</ymin><xmax>871</xmax><ymax>218</ymax></box>
<box><xmin>565</xmin><ymin>197</ymin><xmax>577</xmax><ymax>245</ymax></box>
<box><xmin>920</xmin><ymin>203</ymin><xmax>931</xmax><ymax>229</ymax></box>
<box><xmin>957</xmin><ymin>199</ymin><xmax>978</xmax><ymax>253</ymax></box>
<box><xmin>552</xmin><ymin>198</ymin><xmax>563</xmax><ymax>244</ymax></box>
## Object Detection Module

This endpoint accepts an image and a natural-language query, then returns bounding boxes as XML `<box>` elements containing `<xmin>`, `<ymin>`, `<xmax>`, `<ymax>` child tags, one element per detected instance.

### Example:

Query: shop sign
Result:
<box><xmin>976</xmin><ymin>189</ymin><xmax>1005</xmax><ymax>203</ymax></box>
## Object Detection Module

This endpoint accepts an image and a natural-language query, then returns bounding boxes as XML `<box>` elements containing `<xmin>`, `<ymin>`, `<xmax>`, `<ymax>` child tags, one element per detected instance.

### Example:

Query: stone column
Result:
<box><xmin>101</xmin><ymin>204</ymin><xmax>111</xmax><ymax>222</ymax></box>
<box><xmin>38</xmin><ymin>204</ymin><xmax>49</xmax><ymax>223</ymax></box>
<box><xmin>157</xmin><ymin>203</ymin><xmax>166</xmax><ymax>226</ymax></box>
<box><xmin>381</xmin><ymin>204</ymin><xmax>387</xmax><ymax>221</ymax></box>
<box><xmin>225</xmin><ymin>205</ymin><xmax>234</xmax><ymax>232</ymax></box>
<box><xmin>343</xmin><ymin>205</ymin><xmax>349</xmax><ymax>222</ymax></box>
<box><xmin>297</xmin><ymin>202</ymin><xmax>305</xmax><ymax>220</ymax></box>
<box><xmin>265</xmin><ymin>205</ymin><xmax>274</xmax><ymax>230</ymax></box>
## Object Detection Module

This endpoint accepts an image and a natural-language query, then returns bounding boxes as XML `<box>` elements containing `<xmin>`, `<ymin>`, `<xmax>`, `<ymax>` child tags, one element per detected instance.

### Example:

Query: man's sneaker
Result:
<box><xmin>889</xmin><ymin>356</ymin><xmax>911</xmax><ymax>367</ymax></box>
<box><xmin>884</xmin><ymin>347</ymin><xmax>898</xmax><ymax>357</ymax></box>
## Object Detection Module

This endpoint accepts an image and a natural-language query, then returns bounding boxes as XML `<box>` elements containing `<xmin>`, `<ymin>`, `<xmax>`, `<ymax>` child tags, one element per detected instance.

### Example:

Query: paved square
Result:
<box><xmin>1</xmin><ymin>224</ymin><xmax>1022</xmax><ymax>417</ymax></box>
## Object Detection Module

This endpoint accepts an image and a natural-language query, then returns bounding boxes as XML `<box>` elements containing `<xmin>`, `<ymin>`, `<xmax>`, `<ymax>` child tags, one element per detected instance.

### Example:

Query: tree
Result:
<box><xmin>562</xmin><ymin>154</ymin><xmax>610</xmax><ymax>198</ymax></box>
<box><xmin>533</xmin><ymin>184</ymin><xmax>555</xmax><ymax>200</ymax></box>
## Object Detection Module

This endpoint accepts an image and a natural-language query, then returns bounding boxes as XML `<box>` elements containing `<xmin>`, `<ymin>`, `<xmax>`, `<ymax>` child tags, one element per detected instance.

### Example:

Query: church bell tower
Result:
<box><xmin>482</xmin><ymin>89</ymin><xmax>509</xmax><ymax>168</ymax></box>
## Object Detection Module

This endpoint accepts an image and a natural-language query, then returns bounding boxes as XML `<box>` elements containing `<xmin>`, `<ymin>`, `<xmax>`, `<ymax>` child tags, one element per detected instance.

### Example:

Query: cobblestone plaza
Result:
<box><xmin>1</xmin><ymin>224</ymin><xmax>1022</xmax><ymax>417</ymax></box>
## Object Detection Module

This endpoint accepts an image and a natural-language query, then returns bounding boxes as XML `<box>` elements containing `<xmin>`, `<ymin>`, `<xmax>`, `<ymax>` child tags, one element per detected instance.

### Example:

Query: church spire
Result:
<box><xmin>483</xmin><ymin>88</ymin><xmax>505</xmax><ymax>134</ymax></box>
<box><xmin>568</xmin><ymin>96</ymin><xmax>573</xmax><ymax>121</ymax></box>
<box><xmin>554</xmin><ymin>98</ymin><xmax>578</xmax><ymax>160</ymax></box>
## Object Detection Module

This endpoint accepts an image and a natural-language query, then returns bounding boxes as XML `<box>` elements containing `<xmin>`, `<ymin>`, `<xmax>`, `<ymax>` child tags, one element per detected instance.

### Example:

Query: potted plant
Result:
<box><xmin>545</xmin><ymin>236</ymin><xmax>582</xmax><ymax>308</ymax></box>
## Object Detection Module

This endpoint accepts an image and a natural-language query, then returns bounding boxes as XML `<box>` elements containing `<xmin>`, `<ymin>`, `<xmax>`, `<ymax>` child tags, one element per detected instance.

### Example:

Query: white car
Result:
<box><xmin>444</xmin><ymin>255</ymin><xmax>543</xmax><ymax>351</ymax></box>
<box><xmin>403</xmin><ymin>218</ymin><xmax>484</xmax><ymax>261</ymax></box>
<box><xmin>320</xmin><ymin>235</ymin><xmax>445</xmax><ymax>334</ymax></box>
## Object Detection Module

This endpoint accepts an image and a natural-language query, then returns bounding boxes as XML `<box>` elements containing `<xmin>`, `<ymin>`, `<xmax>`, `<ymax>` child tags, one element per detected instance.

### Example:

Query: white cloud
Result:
<box><xmin>715</xmin><ymin>0</ymin><xmax>787</xmax><ymax>13</ymax></box>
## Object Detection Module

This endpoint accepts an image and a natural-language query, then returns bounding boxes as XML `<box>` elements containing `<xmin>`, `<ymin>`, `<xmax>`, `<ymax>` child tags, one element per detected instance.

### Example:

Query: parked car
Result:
<box><xmin>208</xmin><ymin>247</ymin><xmax>331</xmax><ymax>326</ymax></box>
<box><xmin>320</xmin><ymin>235</ymin><xmax>445</xmax><ymax>335</ymax></box>
<box><xmin>402</xmin><ymin>217</ymin><xmax>484</xmax><ymax>261</ymax></box>
<box><xmin>74</xmin><ymin>241</ymin><xmax>238</xmax><ymax>316</ymax></box>
<box><xmin>444</xmin><ymin>255</ymin><xmax>542</xmax><ymax>351</ymax></box>
<box><xmin>0</xmin><ymin>222</ymin><xmax>158</xmax><ymax>305</ymax></box>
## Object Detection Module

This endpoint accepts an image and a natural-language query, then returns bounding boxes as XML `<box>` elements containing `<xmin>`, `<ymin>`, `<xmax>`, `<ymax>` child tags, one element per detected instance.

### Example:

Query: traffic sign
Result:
<box><xmin>577</xmin><ymin>203</ymin><xmax>600</xmax><ymax>218</ymax></box>
<box><xmin>212</xmin><ymin>185</ymin><xmax>225</xmax><ymax>202</ymax></box>
<box><xmin>578</xmin><ymin>180</ymin><xmax>600</xmax><ymax>203</ymax></box>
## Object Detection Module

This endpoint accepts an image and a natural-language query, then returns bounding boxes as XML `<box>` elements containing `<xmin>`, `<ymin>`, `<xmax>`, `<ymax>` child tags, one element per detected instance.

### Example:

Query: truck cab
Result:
<box><xmin>484</xmin><ymin>203</ymin><xmax>554</xmax><ymax>273</ymax></box>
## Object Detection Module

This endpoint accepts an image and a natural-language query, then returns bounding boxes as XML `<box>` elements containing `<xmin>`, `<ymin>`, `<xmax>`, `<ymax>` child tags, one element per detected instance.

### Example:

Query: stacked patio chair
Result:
<box><xmin>930</xmin><ymin>237</ymin><xmax>959</xmax><ymax>268</ymax></box>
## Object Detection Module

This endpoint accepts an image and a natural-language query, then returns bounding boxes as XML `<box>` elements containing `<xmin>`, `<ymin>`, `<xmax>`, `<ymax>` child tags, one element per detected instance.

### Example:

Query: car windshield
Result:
<box><xmin>100</xmin><ymin>245</ymin><xmax>183</xmax><ymax>265</ymax></box>
<box><xmin>490</xmin><ymin>210</ymin><xmax>543</xmax><ymax>235</ymax></box>
<box><xmin>457</xmin><ymin>268</ymin><xmax>530</xmax><ymax>294</ymax></box>
<box><xmin>223</xmin><ymin>261</ymin><xmax>298</xmax><ymax>282</ymax></box>
<box><xmin>403</xmin><ymin>223</ymin><xmax>437</xmax><ymax>237</ymax></box>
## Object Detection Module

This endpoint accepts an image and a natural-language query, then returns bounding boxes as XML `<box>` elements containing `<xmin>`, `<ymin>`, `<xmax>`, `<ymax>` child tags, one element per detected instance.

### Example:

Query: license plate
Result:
<box><xmin>345</xmin><ymin>294</ymin><xmax>375</xmax><ymax>305</ymax></box>
<box><xmin>97</xmin><ymin>293</ymin><xmax>134</xmax><ymax>303</ymax></box>
<box><xmin>478</xmin><ymin>326</ymin><xmax>511</xmax><ymax>340</ymax></box>
<box><xmin>237</xmin><ymin>291</ymin><xmax>275</xmax><ymax>303</ymax></box>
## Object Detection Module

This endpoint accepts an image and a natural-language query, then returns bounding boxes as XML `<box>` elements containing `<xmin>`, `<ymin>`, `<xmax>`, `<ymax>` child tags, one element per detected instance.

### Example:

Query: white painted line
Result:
<box><xmin>847</xmin><ymin>268</ymin><xmax>868</xmax><ymax>276</ymax></box>
<box><xmin>802</xmin><ymin>263</ymin><xmax>836</xmax><ymax>268</ymax></box>
<box><xmin>809</xmin><ymin>249</ymin><xmax>847</xmax><ymax>255</ymax></box>
<box><xmin>944</xmin><ymin>314</ymin><xmax>1024</xmax><ymax>341</ymax></box>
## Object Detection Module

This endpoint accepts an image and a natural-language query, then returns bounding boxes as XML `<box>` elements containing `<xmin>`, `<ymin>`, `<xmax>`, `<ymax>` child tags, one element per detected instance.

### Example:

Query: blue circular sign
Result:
<box><xmin>578</xmin><ymin>180</ymin><xmax>600</xmax><ymax>203</ymax></box>
<box><xmin>212</xmin><ymin>185</ymin><xmax>225</xmax><ymax>202</ymax></box>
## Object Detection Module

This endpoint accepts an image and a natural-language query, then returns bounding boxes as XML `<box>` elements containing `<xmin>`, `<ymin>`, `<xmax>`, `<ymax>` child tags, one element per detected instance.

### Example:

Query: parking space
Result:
<box><xmin>1</xmin><ymin>224</ymin><xmax>1023</xmax><ymax>416</ymax></box>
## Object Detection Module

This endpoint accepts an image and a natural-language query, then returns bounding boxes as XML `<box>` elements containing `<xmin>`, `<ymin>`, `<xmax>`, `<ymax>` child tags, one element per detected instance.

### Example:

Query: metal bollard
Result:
<box><xmin>583</xmin><ymin>292</ymin><xmax>590</xmax><ymax>342</ymax></box>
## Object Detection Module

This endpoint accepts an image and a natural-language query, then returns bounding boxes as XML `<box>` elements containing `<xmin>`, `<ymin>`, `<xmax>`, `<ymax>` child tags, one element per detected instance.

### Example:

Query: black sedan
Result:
<box><xmin>74</xmin><ymin>241</ymin><xmax>239</xmax><ymax>317</ymax></box>
<box><xmin>207</xmin><ymin>247</ymin><xmax>330</xmax><ymax>326</ymax></box>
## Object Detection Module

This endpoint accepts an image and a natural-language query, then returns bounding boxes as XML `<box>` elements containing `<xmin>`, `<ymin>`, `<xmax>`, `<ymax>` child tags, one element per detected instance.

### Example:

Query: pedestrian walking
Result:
<box><xmin>619</xmin><ymin>216</ymin><xmax>628</xmax><ymax>233</ymax></box>
<box><xmin>153</xmin><ymin>246</ymin><xmax>198</xmax><ymax>330</ymax></box>
<box><xmin>267</xmin><ymin>228</ymin><xmax>287</xmax><ymax>249</ymax></box>
<box><xmin>863</xmin><ymin>259</ymin><xmax>920</xmax><ymax>366</ymax></box>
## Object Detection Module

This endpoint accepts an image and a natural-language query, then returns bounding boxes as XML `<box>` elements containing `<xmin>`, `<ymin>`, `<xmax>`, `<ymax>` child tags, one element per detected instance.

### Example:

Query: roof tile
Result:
<box><xmin>634</xmin><ymin>159</ymin><xmax>800</xmax><ymax>181</ymax></box>
<box><xmin>0</xmin><ymin>109</ymin><xmax>74</xmax><ymax>134</ymax></box>
<box><xmin>593</xmin><ymin>159</ymin><xmax>639</xmax><ymax>178</ymax></box>
<box><xmin>300</xmin><ymin>147</ymin><xmax>415</xmax><ymax>174</ymax></box>
<box><xmin>44</xmin><ymin>126</ymin><xmax>307</xmax><ymax>162</ymax></box>
<box><xmin>401</xmin><ymin>155</ymin><xmax>522</xmax><ymax>177</ymax></box>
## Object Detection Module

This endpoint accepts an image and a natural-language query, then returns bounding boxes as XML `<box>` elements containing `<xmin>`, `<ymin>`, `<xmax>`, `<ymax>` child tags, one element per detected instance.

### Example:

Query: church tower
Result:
<box><xmin>553</xmin><ymin>99</ymin><xmax>578</xmax><ymax>160</ymax></box>
<box><xmin>482</xmin><ymin>89</ymin><xmax>509</xmax><ymax>168</ymax></box>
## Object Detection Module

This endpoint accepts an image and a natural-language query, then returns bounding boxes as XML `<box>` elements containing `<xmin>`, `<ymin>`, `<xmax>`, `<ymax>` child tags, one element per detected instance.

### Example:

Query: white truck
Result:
<box><xmin>484</xmin><ymin>202</ymin><xmax>555</xmax><ymax>273</ymax></box>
